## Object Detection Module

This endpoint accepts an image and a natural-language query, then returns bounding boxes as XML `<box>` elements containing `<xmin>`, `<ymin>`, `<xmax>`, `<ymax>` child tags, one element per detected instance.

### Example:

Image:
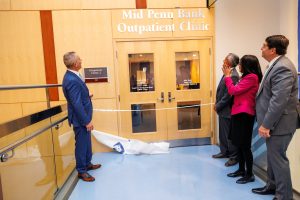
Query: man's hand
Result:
<box><xmin>86</xmin><ymin>122</ymin><xmax>94</xmax><ymax>132</ymax></box>
<box><xmin>258</xmin><ymin>125</ymin><xmax>270</xmax><ymax>138</ymax></box>
<box><xmin>222</xmin><ymin>64</ymin><xmax>232</xmax><ymax>77</ymax></box>
<box><xmin>213</xmin><ymin>105</ymin><xmax>217</xmax><ymax>112</ymax></box>
<box><xmin>89</xmin><ymin>93</ymin><xmax>93</xmax><ymax>98</ymax></box>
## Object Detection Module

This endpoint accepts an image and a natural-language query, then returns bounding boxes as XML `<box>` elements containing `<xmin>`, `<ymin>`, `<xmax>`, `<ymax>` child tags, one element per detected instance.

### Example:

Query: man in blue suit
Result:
<box><xmin>62</xmin><ymin>51</ymin><xmax>101</xmax><ymax>182</ymax></box>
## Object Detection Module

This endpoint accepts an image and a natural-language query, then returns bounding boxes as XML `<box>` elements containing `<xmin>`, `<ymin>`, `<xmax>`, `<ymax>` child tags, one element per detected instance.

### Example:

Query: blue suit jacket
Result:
<box><xmin>62</xmin><ymin>70</ymin><xmax>93</xmax><ymax>127</ymax></box>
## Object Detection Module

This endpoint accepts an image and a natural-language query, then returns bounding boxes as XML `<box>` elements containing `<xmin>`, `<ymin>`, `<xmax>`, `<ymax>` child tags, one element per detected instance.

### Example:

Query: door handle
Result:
<box><xmin>157</xmin><ymin>92</ymin><xmax>164</xmax><ymax>102</ymax></box>
<box><xmin>168</xmin><ymin>92</ymin><xmax>175</xmax><ymax>102</ymax></box>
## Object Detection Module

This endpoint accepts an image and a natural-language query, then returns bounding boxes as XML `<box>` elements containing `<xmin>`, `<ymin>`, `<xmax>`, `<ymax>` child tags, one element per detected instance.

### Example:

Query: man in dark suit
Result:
<box><xmin>62</xmin><ymin>52</ymin><xmax>101</xmax><ymax>182</ymax></box>
<box><xmin>212</xmin><ymin>53</ymin><xmax>240</xmax><ymax>167</ymax></box>
<box><xmin>252</xmin><ymin>35</ymin><xmax>298</xmax><ymax>200</ymax></box>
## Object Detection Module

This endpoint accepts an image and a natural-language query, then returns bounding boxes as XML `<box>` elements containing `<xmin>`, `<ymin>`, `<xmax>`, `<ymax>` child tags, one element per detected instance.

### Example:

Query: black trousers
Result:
<box><xmin>219</xmin><ymin>116</ymin><xmax>238</xmax><ymax>158</ymax></box>
<box><xmin>237</xmin><ymin>146</ymin><xmax>253</xmax><ymax>175</ymax></box>
<box><xmin>230</xmin><ymin>113</ymin><xmax>255</xmax><ymax>175</ymax></box>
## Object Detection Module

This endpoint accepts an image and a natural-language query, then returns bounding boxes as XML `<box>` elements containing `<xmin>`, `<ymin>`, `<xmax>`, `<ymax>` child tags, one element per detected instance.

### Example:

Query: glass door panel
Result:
<box><xmin>129</xmin><ymin>53</ymin><xmax>155</xmax><ymax>92</ymax></box>
<box><xmin>131</xmin><ymin>103</ymin><xmax>157</xmax><ymax>133</ymax></box>
<box><xmin>176</xmin><ymin>52</ymin><xmax>200</xmax><ymax>90</ymax></box>
<box><xmin>177</xmin><ymin>101</ymin><xmax>201</xmax><ymax>130</ymax></box>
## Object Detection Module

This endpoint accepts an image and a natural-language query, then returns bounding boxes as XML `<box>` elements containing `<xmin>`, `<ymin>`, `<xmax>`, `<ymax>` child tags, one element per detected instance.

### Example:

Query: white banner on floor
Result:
<box><xmin>92</xmin><ymin>130</ymin><xmax>170</xmax><ymax>155</ymax></box>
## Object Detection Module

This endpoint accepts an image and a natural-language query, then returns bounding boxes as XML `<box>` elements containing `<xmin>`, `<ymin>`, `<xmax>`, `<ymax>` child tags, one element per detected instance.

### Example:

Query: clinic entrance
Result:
<box><xmin>116</xmin><ymin>39</ymin><xmax>213</xmax><ymax>142</ymax></box>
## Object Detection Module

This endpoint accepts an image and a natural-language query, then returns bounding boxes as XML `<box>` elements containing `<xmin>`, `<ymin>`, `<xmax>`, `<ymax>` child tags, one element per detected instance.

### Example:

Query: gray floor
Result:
<box><xmin>69</xmin><ymin>145</ymin><xmax>273</xmax><ymax>200</ymax></box>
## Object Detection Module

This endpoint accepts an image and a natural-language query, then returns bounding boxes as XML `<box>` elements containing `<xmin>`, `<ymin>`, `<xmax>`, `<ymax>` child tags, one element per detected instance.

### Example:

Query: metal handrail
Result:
<box><xmin>0</xmin><ymin>84</ymin><xmax>62</xmax><ymax>90</ymax></box>
<box><xmin>0</xmin><ymin>104</ymin><xmax>67</xmax><ymax>138</ymax></box>
<box><xmin>0</xmin><ymin>104</ymin><xmax>68</xmax><ymax>161</ymax></box>
<box><xmin>0</xmin><ymin>84</ymin><xmax>68</xmax><ymax>163</ymax></box>
<box><xmin>0</xmin><ymin>116</ymin><xmax>68</xmax><ymax>161</ymax></box>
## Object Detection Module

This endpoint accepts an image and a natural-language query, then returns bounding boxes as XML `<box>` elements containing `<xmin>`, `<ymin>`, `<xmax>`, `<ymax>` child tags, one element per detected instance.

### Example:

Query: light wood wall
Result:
<box><xmin>0</xmin><ymin>11</ymin><xmax>47</xmax><ymax>123</ymax></box>
<box><xmin>52</xmin><ymin>10</ymin><xmax>116</xmax><ymax>100</ymax></box>
<box><xmin>0</xmin><ymin>0</ymin><xmax>207</xmax><ymax>10</ymax></box>
<box><xmin>6</xmin><ymin>0</ymin><xmax>136</xmax><ymax>10</ymax></box>
<box><xmin>147</xmin><ymin>0</ymin><xmax>206</xmax><ymax>8</ymax></box>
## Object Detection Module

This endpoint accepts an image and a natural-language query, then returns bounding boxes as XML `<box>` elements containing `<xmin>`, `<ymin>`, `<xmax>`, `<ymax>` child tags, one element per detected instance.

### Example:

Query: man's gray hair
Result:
<box><xmin>226</xmin><ymin>53</ymin><xmax>239</xmax><ymax>67</ymax></box>
<box><xmin>63</xmin><ymin>51</ymin><xmax>77</xmax><ymax>68</ymax></box>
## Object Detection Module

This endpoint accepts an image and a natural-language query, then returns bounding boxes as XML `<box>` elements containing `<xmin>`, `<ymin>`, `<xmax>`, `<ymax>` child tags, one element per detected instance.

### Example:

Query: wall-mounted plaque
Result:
<box><xmin>84</xmin><ymin>67</ymin><xmax>108</xmax><ymax>83</ymax></box>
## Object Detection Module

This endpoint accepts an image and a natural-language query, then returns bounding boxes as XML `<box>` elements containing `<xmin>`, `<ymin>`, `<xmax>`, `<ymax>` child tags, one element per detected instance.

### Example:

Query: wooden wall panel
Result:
<box><xmin>0</xmin><ymin>0</ymin><xmax>10</xmax><ymax>10</ymax></box>
<box><xmin>52</xmin><ymin>10</ymin><xmax>116</xmax><ymax>100</ymax></box>
<box><xmin>92</xmin><ymin>99</ymin><xmax>119</xmax><ymax>153</ymax></box>
<box><xmin>40</xmin><ymin>11</ymin><xmax>59</xmax><ymax>101</ymax></box>
<box><xmin>22</xmin><ymin>102</ymin><xmax>48</xmax><ymax>116</ymax></box>
<box><xmin>0</xmin><ymin>104</ymin><xmax>22</xmax><ymax>124</ymax></box>
<box><xmin>11</xmin><ymin>0</ymin><xmax>81</xmax><ymax>10</ymax></box>
<box><xmin>147</xmin><ymin>0</ymin><xmax>207</xmax><ymax>8</ymax></box>
<box><xmin>82</xmin><ymin>0</ymin><xmax>135</xmax><ymax>9</ymax></box>
<box><xmin>177</xmin><ymin>0</ymin><xmax>207</xmax><ymax>8</ymax></box>
<box><xmin>0</xmin><ymin>11</ymin><xmax>46</xmax><ymax>103</ymax></box>
<box><xmin>11</xmin><ymin>0</ymin><xmax>135</xmax><ymax>10</ymax></box>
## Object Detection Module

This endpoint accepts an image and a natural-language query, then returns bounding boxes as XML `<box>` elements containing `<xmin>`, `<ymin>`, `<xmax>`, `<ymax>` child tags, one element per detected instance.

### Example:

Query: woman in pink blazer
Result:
<box><xmin>223</xmin><ymin>55</ymin><xmax>262</xmax><ymax>184</ymax></box>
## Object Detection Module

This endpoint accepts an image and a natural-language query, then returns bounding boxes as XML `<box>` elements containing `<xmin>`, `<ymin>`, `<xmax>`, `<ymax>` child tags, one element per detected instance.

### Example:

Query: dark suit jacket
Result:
<box><xmin>62</xmin><ymin>70</ymin><xmax>93</xmax><ymax>127</ymax></box>
<box><xmin>256</xmin><ymin>56</ymin><xmax>298</xmax><ymax>135</ymax></box>
<box><xmin>216</xmin><ymin>67</ymin><xmax>239</xmax><ymax>118</ymax></box>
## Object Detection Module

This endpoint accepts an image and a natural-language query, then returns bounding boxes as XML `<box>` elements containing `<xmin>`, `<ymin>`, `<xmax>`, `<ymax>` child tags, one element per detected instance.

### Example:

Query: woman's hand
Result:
<box><xmin>222</xmin><ymin>63</ymin><xmax>232</xmax><ymax>77</ymax></box>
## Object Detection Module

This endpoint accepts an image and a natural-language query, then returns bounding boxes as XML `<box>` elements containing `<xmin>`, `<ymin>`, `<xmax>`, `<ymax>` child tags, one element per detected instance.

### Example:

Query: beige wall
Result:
<box><xmin>280</xmin><ymin>0</ymin><xmax>298</xmax><ymax>67</ymax></box>
<box><xmin>280</xmin><ymin>0</ymin><xmax>300</xmax><ymax>192</ymax></box>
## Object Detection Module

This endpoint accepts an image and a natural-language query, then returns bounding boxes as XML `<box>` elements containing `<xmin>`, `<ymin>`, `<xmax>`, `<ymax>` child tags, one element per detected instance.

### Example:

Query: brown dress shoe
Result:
<box><xmin>87</xmin><ymin>164</ymin><xmax>101</xmax><ymax>171</ymax></box>
<box><xmin>78</xmin><ymin>172</ymin><xmax>95</xmax><ymax>182</ymax></box>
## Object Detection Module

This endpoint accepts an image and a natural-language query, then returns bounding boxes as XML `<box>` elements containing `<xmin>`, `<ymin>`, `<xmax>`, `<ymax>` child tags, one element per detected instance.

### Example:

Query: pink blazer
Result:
<box><xmin>224</xmin><ymin>73</ymin><xmax>259</xmax><ymax>116</ymax></box>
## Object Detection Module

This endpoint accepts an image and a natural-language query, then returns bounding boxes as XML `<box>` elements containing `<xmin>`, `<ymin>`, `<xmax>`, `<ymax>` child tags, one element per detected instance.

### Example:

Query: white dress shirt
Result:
<box><xmin>67</xmin><ymin>69</ymin><xmax>84</xmax><ymax>82</ymax></box>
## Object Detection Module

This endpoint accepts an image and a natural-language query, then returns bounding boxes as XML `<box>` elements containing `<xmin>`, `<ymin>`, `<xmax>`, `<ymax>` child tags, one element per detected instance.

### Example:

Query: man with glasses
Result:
<box><xmin>212</xmin><ymin>53</ymin><xmax>240</xmax><ymax>167</ymax></box>
<box><xmin>252</xmin><ymin>35</ymin><xmax>298</xmax><ymax>200</ymax></box>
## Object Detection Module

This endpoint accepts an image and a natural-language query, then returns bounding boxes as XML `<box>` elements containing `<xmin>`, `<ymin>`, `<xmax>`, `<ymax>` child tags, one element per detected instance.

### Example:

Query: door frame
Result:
<box><xmin>113</xmin><ymin>37</ymin><xmax>216</xmax><ymax>144</ymax></box>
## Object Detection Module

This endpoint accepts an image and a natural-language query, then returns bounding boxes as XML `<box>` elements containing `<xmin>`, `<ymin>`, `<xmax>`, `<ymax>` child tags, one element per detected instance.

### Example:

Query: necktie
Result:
<box><xmin>79</xmin><ymin>73</ymin><xmax>84</xmax><ymax>82</ymax></box>
<box><xmin>257</xmin><ymin>65</ymin><xmax>269</xmax><ymax>96</ymax></box>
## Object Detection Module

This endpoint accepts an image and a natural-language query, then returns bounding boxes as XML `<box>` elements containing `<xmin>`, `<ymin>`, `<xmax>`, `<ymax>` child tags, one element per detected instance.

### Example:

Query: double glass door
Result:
<box><xmin>116</xmin><ymin>40</ymin><xmax>212</xmax><ymax>141</ymax></box>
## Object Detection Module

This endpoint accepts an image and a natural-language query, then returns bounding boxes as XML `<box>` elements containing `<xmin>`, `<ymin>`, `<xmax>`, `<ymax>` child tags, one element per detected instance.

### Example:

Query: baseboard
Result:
<box><xmin>168</xmin><ymin>137</ymin><xmax>211</xmax><ymax>148</ymax></box>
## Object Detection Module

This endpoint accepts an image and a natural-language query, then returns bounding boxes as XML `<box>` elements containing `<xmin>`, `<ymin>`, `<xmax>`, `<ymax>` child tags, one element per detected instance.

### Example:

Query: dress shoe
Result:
<box><xmin>227</xmin><ymin>170</ymin><xmax>245</xmax><ymax>178</ymax></box>
<box><xmin>236</xmin><ymin>175</ymin><xmax>255</xmax><ymax>184</ymax></box>
<box><xmin>212</xmin><ymin>152</ymin><xmax>228</xmax><ymax>159</ymax></box>
<box><xmin>87</xmin><ymin>163</ymin><xmax>101</xmax><ymax>171</ymax></box>
<box><xmin>78</xmin><ymin>172</ymin><xmax>95</xmax><ymax>182</ymax></box>
<box><xmin>225</xmin><ymin>158</ymin><xmax>238</xmax><ymax>167</ymax></box>
<box><xmin>252</xmin><ymin>186</ymin><xmax>276</xmax><ymax>195</ymax></box>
